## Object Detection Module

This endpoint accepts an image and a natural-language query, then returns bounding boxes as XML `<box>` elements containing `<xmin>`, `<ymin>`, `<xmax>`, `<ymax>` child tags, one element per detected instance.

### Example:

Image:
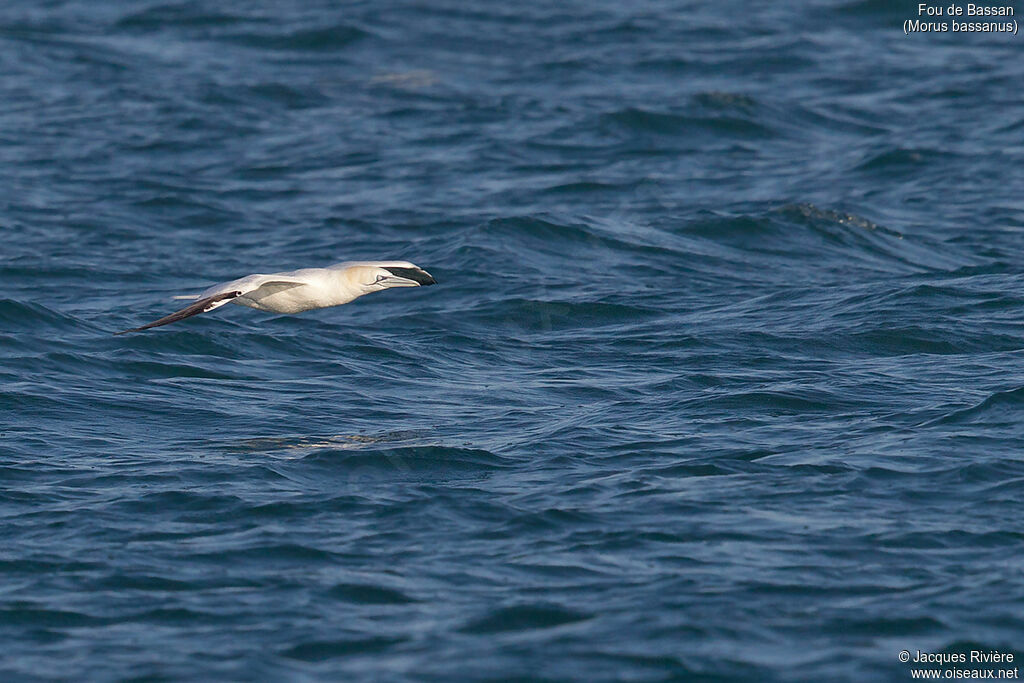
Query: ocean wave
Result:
<box><xmin>282</xmin><ymin>636</ymin><xmax>406</xmax><ymax>662</ymax></box>
<box><xmin>459</xmin><ymin>604</ymin><xmax>592</xmax><ymax>634</ymax></box>
<box><xmin>600</xmin><ymin>107</ymin><xmax>776</xmax><ymax>140</ymax></box>
<box><xmin>219</xmin><ymin>23</ymin><xmax>371</xmax><ymax>52</ymax></box>
<box><xmin>0</xmin><ymin>299</ymin><xmax>83</xmax><ymax>330</ymax></box>
<box><xmin>297</xmin><ymin>446</ymin><xmax>512</xmax><ymax>472</ymax></box>
<box><xmin>926</xmin><ymin>386</ymin><xmax>1024</xmax><ymax>426</ymax></box>
<box><xmin>115</xmin><ymin>2</ymin><xmax>254</xmax><ymax>29</ymax></box>
<box><xmin>674</xmin><ymin>203</ymin><xmax>970</xmax><ymax>278</ymax></box>
<box><xmin>854</xmin><ymin>147</ymin><xmax>958</xmax><ymax>175</ymax></box>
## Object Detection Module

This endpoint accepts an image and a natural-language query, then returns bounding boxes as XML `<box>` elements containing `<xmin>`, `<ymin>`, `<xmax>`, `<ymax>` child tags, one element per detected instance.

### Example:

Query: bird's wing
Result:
<box><xmin>115</xmin><ymin>276</ymin><xmax>307</xmax><ymax>335</ymax></box>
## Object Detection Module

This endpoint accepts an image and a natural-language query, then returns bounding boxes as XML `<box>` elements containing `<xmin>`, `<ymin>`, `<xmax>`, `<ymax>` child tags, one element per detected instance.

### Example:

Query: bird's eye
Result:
<box><xmin>375</xmin><ymin>275</ymin><xmax>386</xmax><ymax>282</ymax></box>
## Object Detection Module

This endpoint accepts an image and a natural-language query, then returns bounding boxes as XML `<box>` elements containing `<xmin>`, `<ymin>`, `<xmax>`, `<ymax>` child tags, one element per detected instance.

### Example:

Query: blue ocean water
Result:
<box><xmin>2</xmin><ymin>0</ymin><xmax>1023</xmax><ymax>679</ymax></box>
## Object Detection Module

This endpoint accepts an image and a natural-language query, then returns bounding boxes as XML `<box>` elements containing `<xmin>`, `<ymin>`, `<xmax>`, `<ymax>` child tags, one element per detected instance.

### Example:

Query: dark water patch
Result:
<box><xmin>855</xmin><ymin>147</ymin><xmax>957</xmax><ymax>175</ymax></box>
<box><xmin>281</xmin><ymin>636</ymin><xmax>406</xmax><ymax>662</ymax></box>
<box><xmin>223</xmin><ymin>431</ymin><xmax>427</xmax><ymax>455</ymax></box>
<box><xmin>483</xmin><ymin>215</ymin><xmax>604</xmax><ymax>247</ymax></box>
<box><xmin>504</xmin><ymin>560</ymin><xmax>611</xmax><ymax>582</ymax></box>
<box><xmin>327</xmin><ymin>582</ymin><xmax>417</xmax><ymax>605</ymax></box>
<box><xmin>123</xmin><ymin>607</ymin><xmax>234</xmax><ymax>624</ymax></box>
<box><xmin>91</xmin><ymin>573</ymin><xmax>196</xmax><ymax>593</ymax></box>
<box><xmin>298</xmin><ymin>446</ymin><xmax>512</xmax><ymax>474</ymax></box>
<box><xmin>823</xmin><ymin>615</ymin><xmax>946</xmax><ymax>637</ymax></box>
<box><xmin>789</xmin><ymin>102</ymin><xmax>890</xmax><ymax>137</ymax></box>
<box><xmin>114</xmin><ymin>2</ymin><xmax>254</xmax><ymax>30</ymax></box>
<box><xmin>849</xmin><ymin>325</ymin><xmax>1006</xmax><ymax>356</ymax></box>
<box><xmin>241</xmin><ymin>82</ymin><xmax>331</xmax><ymax>110</ymax></box>
<box><xmin>673</xmin><ymin>203</ymin><xmax>970</xmax><ymax>280</ymax></box>
<box><xmin>926</xmin><ymin>387</ymin><xmax>1024</xmax><ymax>426</ymax></box>
<box><xmin>0</xmin><ymin>387</ymin><xmax>73</xmax><ymax>412</ymax></box>
<box><xmin>459</xmin><ymin>604</ymin><xmax>591</xmax><ymax>634</ymax></box>
<box><xmin>644</xmin><ymin>462</ymin><xmax>745</xmax><ymax>478</ymax></box>
<box><xmin>484</xmin><ymin>507</ymin><xmax>600</xmax><ymax>538</ymax></box>
<box><xmin>995</xmin><ymin>117</ymin><xmax>1024</xmax><ymax>134</ymax></box>
<box><xmin>601</xmin><ymin>107</ymin><xmax>775</xmax><ymax>140</ymax></box>
<box><xmin>0</xmin><ymin>604</ymin><xmax>108</xmax><ymax>629</ymax></box>
<box><xmin>109</xmin><ymin>490</ymin><xmax>245</xmax><ymax>516</ymax></box>
<box><xmin>835</xmin><ymin>0</ymin><xmax>909</xmax><ymax>19</ymax></box>
<box><xmin>879</xmin><ymin>529</ymin><xmax>1024</xmax><ymax>551</ymax></box>
<box><xmin>0</xmin><ymin>17</ymin><xmax>71</xmax><ymax>39</ymax></box>
<box><xmin>539</xmin><ymin>179</ymin><xmax>644</xmax><ymax>195</ymax></box>
<box><xmin>0</xmin><ymin>299</ymin><xmax>83</xmax><ymax>331</ymax></box>
<box><xmin>192</xmin><ymin>543</ymin><xmax>341</xmax><ymax>565</ymax></box>
<box><xmin>468</xmin><ymin>298</ymin><xmax>659</xmax><ymax>333</ymax></box>
<box><xmin>478</xmin><ymin>215</ymin><xmax>680</xmax><ymax>268</ymax></box>
<box><xmin>0</xmin><ymin>558</ymin><xmax>103</xmax><ymax>574</ymax></box>
<box><xmin>109</xmin><ymin>327</ymin><xmax>251</xmax><ymax>357</ymax></box>
<box><xmin>691</xmin><ymin>91</ymin><xmax>759</xmax><ymax>112</ymax></box>
<box><xmin>114</xmin><ymin>359</ymin><xmax>242</xmax><ymax>381</ymax></box>
<box><xmin>221</xmin><ymin>24</ymin><xmax>371</xmax><ymax>52</ymax></box>
<box><xmin>773</xmin><ymin>203</ymin><xmax>903</xmax><ymax>241</ymax></box>
<box><xmin>131</xmin><ymin>193</ymin><xmax>228</xmax><ymax>212</ymax></box>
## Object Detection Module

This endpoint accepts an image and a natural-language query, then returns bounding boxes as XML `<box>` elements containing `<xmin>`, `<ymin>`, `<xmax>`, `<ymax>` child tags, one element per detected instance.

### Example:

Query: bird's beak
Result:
<box><xmin>383</xmin><ymin>266</ymin><xmax>437</xmax><ymax>286</ymax></box>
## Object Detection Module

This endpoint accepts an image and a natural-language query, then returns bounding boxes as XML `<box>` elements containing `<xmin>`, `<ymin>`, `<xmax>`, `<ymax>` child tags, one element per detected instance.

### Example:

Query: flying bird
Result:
<box><xmin>116</xmin><ymin>261</ymin><xmax>436</xmax><ymax>335</ymax></box>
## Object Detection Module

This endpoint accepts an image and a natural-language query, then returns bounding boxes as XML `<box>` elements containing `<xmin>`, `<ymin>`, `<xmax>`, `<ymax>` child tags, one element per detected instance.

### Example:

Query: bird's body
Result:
<box><xmin>198</xmin><ymin>264</ymin><xmax>374</xmax><ymax>314</ymax></box>
<box><xmin>117</xmin><ymin>260</ymin><xmax>436</xmax><ymax>334</ymax></box>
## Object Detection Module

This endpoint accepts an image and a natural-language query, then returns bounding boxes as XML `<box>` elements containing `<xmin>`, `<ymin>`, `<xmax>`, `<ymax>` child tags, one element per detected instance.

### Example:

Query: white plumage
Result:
<box><xmin>116</xmin><ymin>260</ymin><xmax>436</xmax><ymax>334</ymax></box>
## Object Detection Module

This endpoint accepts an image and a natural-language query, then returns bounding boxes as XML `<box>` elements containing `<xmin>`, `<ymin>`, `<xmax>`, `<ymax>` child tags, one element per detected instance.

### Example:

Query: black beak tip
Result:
<box><xmin>385</xmin><ymin>266</ymin><xmax>437</xmax><ymax>286</ymax></box>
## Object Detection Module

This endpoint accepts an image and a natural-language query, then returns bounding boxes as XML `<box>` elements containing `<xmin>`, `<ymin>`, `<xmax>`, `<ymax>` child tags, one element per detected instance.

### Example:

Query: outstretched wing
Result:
<box><xmin>114</xmin><ymin>290</ymin><xmax>244</xmax><ymax>335</ymax></box>
<box><xmin>115</xmin><ymin>277</ymin><xmax>306</xmax><ymax>335</ymax></box>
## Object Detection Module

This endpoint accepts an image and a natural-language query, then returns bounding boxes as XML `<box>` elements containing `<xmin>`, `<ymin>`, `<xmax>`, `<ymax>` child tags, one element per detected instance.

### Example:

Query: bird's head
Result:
<box><xmin>349</xmin><ymin>262</ymin><xmax>437</xmax><ymax>293</ymax></box>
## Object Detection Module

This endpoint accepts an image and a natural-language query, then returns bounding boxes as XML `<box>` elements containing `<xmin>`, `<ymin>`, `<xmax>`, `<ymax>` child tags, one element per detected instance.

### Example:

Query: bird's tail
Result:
<box><xmin>172</xmin><ymin>294</ymin><xmax>201</xmax><ymax>300</ymax></box>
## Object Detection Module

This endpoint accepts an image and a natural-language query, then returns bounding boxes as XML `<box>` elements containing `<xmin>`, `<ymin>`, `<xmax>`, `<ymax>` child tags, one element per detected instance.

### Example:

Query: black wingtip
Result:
<box><xmin>113</xmin><ymin>290</ymin><xmax>242</xmax><ymax>337</ymax></box>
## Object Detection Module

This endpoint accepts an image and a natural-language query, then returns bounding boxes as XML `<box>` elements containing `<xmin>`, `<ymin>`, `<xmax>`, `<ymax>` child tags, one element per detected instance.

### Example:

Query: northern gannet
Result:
<box><xmin>116</xmin><ymin>260</ymin><xmax>436</xmax><ymax>334</ymax></box>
